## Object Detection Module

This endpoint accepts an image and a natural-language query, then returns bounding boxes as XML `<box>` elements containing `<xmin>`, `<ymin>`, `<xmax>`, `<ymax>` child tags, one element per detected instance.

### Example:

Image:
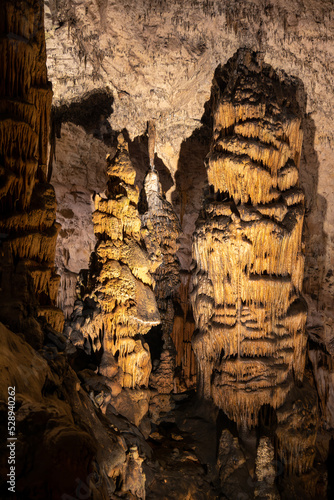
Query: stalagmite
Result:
<box><xmin>122</xmin><ymin>445</ymin><xmax>146</xmax><ymax>500</ymax></box>
<box><xmin>255</xmin><ymin>437</ymin><xmax>279</xmax><ymax>500</ymax></box>
<box><xmin>171</xmin><ymin>272</ymin><xmax>197</xmax><ymax>391</ymax></box>
<box><xmin>0</xmin><ymin>0</ymin><xmax>63</xmax><ymax>339</ymax></box>
<box><xmin>140</xmin><ymin>160</ymin><xmax>181</xmax><ymax>394</ymax></box>
<box><xmin>68</xmin><ymin>134</ymin><xmax>160</xmax><ymax>389</ymax></box>
<box><xmin>191</xmin><ymin>49</ymin><xmax>308</xmax><ymax>429</ymax></box>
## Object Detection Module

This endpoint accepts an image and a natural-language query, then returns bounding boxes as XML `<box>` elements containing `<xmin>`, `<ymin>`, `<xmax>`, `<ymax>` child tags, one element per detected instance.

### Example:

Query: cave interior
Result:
<box><xmin>0</xmin><ymin>1</ymin><xmax>334</xmax><ymax>500</ymax></box>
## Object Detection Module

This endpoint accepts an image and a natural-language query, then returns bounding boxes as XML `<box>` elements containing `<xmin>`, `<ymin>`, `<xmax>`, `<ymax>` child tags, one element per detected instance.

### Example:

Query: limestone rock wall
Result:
<box><xmin>51</xmin><ymin>122</ymin><xmax>109</xmax><ymax>318</ymax></box>
<box><xmin>191</xmin><ymin>50</ymin><xmax>308</xmax><ymax>427</ymax></box>
<box><xmin>0</xmin><ymin>322</ymin><xmax>127</xmax><ymax>499</ymax></box>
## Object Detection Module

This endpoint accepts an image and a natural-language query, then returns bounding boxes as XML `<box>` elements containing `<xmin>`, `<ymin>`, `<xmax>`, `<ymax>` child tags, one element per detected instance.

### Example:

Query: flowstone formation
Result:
<box><xmin>191</xmin><ymin>50</ymin><xmax>308</xmax><ymax>428</ymax></box>
<box><xmin>0</xmin><ymin>0</ymin><xmax>63</xmax><ymax>342</ymax></box>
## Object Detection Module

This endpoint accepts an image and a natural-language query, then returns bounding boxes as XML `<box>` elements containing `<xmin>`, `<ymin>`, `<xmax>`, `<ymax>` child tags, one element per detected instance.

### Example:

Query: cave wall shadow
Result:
<box><xmin>51</xmin><ymin>88</ymin><xmax>114</xmax><ymax>140</ymax></box>
<box><xmin>171</xmin><ymin>100</ymin><xmax>212</xmax><ymax>271</ymax></box>
<box><xmin>298</xmin><ymin>101</ymin><xmax>328</xmax><ymax>337</ymax></box>
<box><xmin>125</xmin><ymin>130</ymin><xmax>174</xmax><ymax>195</ymax></box>
<box><xmin>49</xmin><ymin>88</ymin><xmax>116</xmax><ymax>180</ymax></box>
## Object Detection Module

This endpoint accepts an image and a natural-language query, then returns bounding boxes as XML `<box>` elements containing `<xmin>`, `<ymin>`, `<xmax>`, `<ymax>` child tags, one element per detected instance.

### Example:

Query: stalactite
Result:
<box><xmin>191</xmin><ymin>49</ymin><xmax>308</xmax><ymax>430</ymax></box>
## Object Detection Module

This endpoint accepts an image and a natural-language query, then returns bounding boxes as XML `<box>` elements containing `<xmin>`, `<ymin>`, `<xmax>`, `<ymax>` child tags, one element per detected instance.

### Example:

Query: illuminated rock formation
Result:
<box><xmin>0</xmin><ymin>0</ymin><xmax>63</xmax><ymax>340</ymax></box>
<box><xmin>141</xmin><ymin>166</ymin><xmax>181</xmax><ymax>394</ymax></box>
<box><xmin>171</xmin><ymin>272</ymin><xmax>197</xmax><ymax>391</ymax></box>
<box><xmin>141</xmin><ymin>121</ymin><xmax>197</xmax><ymax>393</ymax></box>
<box><xmin>275</xmin><ymin>377</ymin><xmax>318</xmax><ymax>475</ymax></box>
<box><xmin>191</xmin><ymin>50</ymin><xmax>307</xmax><ymax>427</ymax></box>
<box><xmin>80</xmin><ymin>134</ymin><xmax>160</xmax><ymax>388</ymax></box>
<box><xmin>0</xmin><ymin>3</ymin><xmax>136</xmax><ymax>498</ymax></box>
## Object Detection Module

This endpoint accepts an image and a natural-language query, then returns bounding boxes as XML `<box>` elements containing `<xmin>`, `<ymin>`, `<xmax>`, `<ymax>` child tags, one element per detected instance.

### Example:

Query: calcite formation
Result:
<box><xmin>171</xmin><ymin>272</ymin><xmax>197</xmax><ymax>391</ymax></box>
<box><xmin>82</xmin><ymin>134</ymin><xmax>159</xmax><ymax>388</ymax></box>
<box><xmin>0</xmin><ymin>0</ymin><xmax>63</xmax><ymax>339</ymax></box>
<box><xmin>255</xmin><ymin>437</ymin><xmax>279</xmax><ymax>500</ymax></box>
<box><xmin>275</xmin><ymin>377</ymin><xmax>318</xmax><ymax>475</ymax></box>
<box><xmin>46</xmin><ymin>0</ymin><xmax>334</xmax><ymax>433</ymax></box>
<box><xmin>191</xmin><ymin>50</ymin><xmax>307</xmax><ymax>427</ymax></box>
<box><xmin>141</xmin><ymin>121</ymin><xmax>197</xmax><ymax>394</ymax></box>
<box><xmin>141</xmin><ymin>163</ymin><xmax>181</xmax><ymax>394</ymax></box>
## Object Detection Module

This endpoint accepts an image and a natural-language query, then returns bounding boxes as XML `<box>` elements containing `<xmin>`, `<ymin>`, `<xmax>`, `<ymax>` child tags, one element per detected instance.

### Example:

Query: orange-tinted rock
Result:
<box><xmin>69</xmin><ymin>134</ymin><xmax>160</xmax><ymax>390</ymax></box>
<box><xmin>171</xmin><ymin>273</ymin><xmax>197</xmax><ymax>392</ymax></box>
<box><xmin>141</xmin><ymin>166</ymin><xmax>181</xmax><ymax>394</ymax></box>
<box><xmin>191</xmin><ymin>50</ymin><xmax>307</xmax><ymax>427</ymax></box>
<box><xmin>0</xmin><ymin>0</ymin><xmax>63</xmax><ymax>338</ymax></box>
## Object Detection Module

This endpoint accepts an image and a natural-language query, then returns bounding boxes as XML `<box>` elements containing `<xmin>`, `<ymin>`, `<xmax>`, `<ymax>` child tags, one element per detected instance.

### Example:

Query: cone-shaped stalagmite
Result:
<box><xmin>191</xmin><ymin>50</ymin><xmax>308</xmax><ymax>427</ymax></box>
<box><xmin>0</xmin><ymin>0</ymin><xmax>63</xmax><ymax>341</ymax></box>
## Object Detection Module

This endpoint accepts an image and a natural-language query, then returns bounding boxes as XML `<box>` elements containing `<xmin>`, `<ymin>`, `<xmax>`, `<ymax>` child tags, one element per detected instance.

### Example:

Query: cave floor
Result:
<box><xmin>145</xmin><ymin>393</ymin><xmax>221</xmax><ymax>499</ymax></box>
<box><xmin>140</xmin><ymin>392</ymin><xmax>331</xmax><ymax>500</ymax></box>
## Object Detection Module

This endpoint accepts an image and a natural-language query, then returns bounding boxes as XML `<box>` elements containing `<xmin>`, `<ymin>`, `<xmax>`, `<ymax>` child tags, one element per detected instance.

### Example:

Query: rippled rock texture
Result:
<box><xmin>0</xmin><ymin>3</ymin><xmax>151</xmax><ymax>499</ymax></box>
<box><xmin>1</xmin><ymin>1</ymin><xmax>334</xmax><ymax>498</ymax></box>
<box><xmin>191</xmin><ymin>50</ymin><xmax>308</xmax><ymax>427</ymax></box>
<box><xmin>0</xmin><ymin>0</ymin><xmax>63</xmax><ymax>343</ymax></box>
<box><xmin>141</xmin><ymin>164</ymin><xmax>180</xmax><ymax>394</ymax></box>
<box><xmin>46</xmin><ymin>0</ymin><xmax>334</xmax><ymax>429</ymax></box>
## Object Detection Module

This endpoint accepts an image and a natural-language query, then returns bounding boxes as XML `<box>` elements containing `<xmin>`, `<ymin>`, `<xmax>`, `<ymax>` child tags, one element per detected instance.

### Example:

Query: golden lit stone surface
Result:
<box><xmin>141</xmin><ymin>166</ymin><xmax>181</xmax><ymax>394</ymax></box>
<box><xmin>191</xmin><ymin>50</ymin><xmax>307</xmax><ymax>427</ymax></box>
<box><xmin>0</xmin><ymin>0</ymin><xmax>63</xmax><ymax>336</ymax></box>
<box><xmin>89</xmin><ymin>134</ymin><xmax>160</xmax><ymax>388</ymax></box>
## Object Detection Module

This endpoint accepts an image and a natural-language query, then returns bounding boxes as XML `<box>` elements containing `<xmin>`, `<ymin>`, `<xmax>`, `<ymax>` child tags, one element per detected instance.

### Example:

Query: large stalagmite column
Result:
<box><xmin>92</xmin><ymin>134</ymin><xmax>160</xmax><ymax>388</ymax></box>
<box><xmin>0</xmin><ymin>0</ymin><xmax>63</xmax><ymax>342</ymax></box>
<box><xmin>191</xmin><ymin>50</ymin><xmax>307</xmax><ymax>427</ymax></box>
